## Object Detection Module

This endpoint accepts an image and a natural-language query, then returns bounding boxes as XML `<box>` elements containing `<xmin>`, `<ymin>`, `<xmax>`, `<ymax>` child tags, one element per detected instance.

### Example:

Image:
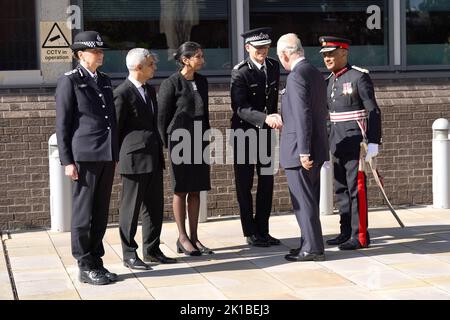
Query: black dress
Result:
<box><xmin>157</xmin><ymin>72</ymin><xmax>211</xmax><ymax>192</ymax></box>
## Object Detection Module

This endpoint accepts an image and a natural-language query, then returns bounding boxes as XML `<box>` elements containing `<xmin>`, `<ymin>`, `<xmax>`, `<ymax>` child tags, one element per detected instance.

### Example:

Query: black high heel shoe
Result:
<box><xmin>194</xmin><ymin>242</ymin><xmax>214</xmax><ymax>255</ymax></box>
<box><xmin>176</xmin><ymin>239</ymin><xmax>201</xmax><ymax>256</ymax></box>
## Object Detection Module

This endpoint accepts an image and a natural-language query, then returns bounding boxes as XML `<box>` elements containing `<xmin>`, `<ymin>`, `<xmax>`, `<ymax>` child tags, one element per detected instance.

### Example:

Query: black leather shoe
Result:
<box><xmin>144</xmin><ymin>249</ymin><xmax>178</xmax><ymax>264</ymax></box>
<box><xmin>262</xmin><ymin>234</ymin><xmax>281</xmax><ymax>246</ymax></box>
<box><xmin>176</xmin><ymin>239</ymin><xmax>202</xmax><ymax>256</ymax></box>
<box><xmin>326</xmin><ymin>234</ymin><xmax>351</xmax><ymax>246</ymax></box>
<box><xmin>284</xmin><ymin>251</ymin><xmax>325</xmax><ymax>262</ymax></box>
<box><xmin>123</xmin><ymin>257</ymin><xmax>151</xmax><ymax>270</ymax></box>
<box><xmin>246</xmin><ymin>235</ymin><xmax>270</xmax><ymax>247</ymax></box>
<box><xmin>338</xmin><ymin>239</ymin><xmax>367</xmax><ymax>250</ymax></box>
<box><xmin>79</xmin><ymin>270</ymin><xmax>110</xmax><ymax>285</ymax></box>
<box><xmin>98</xmin><ymin>266</ymin><xmax>118</xmax><ymax>282</ymax></box>
<box><xmin>290</xmin><ymin>239</ymin><xmax>304</xmax><ymax>254</ymax></box>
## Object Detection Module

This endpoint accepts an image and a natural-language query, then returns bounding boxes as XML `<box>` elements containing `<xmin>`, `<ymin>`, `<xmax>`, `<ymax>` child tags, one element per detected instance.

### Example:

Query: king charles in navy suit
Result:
<box><xmin>276</xmin><ymin>34</ymin><xmax>329</xmax><ymax>262</ymax></box>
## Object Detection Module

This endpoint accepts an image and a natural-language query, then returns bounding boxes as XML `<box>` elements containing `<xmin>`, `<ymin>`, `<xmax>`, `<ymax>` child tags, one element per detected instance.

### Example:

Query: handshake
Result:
<box><xmin>265</xmin><ymin>113</ymin><xmax>283</xmax><ymax>129</ymax></box>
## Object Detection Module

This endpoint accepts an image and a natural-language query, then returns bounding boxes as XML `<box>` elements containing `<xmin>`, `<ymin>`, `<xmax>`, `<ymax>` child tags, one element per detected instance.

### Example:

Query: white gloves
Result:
<box><xmin>365</xmin><ymin>143</ymin><xmax>379</xmax><ymax>162</ymax></box>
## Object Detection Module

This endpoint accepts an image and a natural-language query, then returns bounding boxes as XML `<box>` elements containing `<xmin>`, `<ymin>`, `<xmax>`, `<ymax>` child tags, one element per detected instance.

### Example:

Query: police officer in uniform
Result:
<box><xmin>319</xmin><ymin>36</ymin><xmax>382</xmax><ymax>250</ymax></box>
<box><xmin>56</xmin><ymin>31</ymin><xmax>119</xmax><ymax>284</ymax></box>
<box><xmin>230</xmin><ymin>27</ymin><xmax>282</xmax><ymax>247</ymax></box>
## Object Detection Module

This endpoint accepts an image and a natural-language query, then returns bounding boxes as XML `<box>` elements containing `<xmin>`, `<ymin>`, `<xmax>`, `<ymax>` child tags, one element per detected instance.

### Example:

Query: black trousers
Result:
<box><xmin>234</xmin><ymin>164</ymin><xmax>274</xmax><ymax>237</ymax></box>
<box><xmin>71</xmin><ymin>161</ymin><xmax>115</xmax><ymax>271</ymax></box>
<box><xmin>119</xmin><ymin>170</ymin><xmax>164</xmax><ymax>260</ymax></box>
<box><xmin>333</xmin><ymin>156</ymin><xmax>369</xmax><ymax>246</ymax></box>
<box><xmin>233</xmin><ymin>128</ymin><xmax>274</xmax><ymax>237</ymax></box>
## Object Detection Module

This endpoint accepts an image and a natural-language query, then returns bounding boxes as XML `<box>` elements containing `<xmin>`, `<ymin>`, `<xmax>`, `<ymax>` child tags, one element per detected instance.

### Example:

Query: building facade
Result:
<box><xmin>1</xmin><ymin>0</ymin><xmax>449</xmax><ymax>230</ymax></box>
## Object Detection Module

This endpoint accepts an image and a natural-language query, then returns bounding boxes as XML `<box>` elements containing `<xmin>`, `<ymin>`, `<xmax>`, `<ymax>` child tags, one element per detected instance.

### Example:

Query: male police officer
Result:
<box><xmin>230</xmin><ymin>27</ymin><xmax>282</xmax><ymax>247</ymax></box>
<box><xmin>56</xmin><ymin>31</ymin><xmax>119</xmax><ymax>284</ymax></box>
<box><xmin>319</xmin><ymin>36</ymin><xmax>382</xmax><ymax>250</ymax></box>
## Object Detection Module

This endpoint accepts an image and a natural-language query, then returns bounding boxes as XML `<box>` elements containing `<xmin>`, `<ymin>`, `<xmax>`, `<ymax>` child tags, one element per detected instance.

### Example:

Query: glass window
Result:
<box><xmin>406</xmin><ymin>0</ymin><xmax>450</xmax><ymax>65</ymax></box>
<box><xmin>0</xmin><ymin>0</ymin><xmax>37</xmax><ymax>70</ymax></box>
<box><xmin>83</xmin><ymin>0</ymin><xmax>231</xmax><ymax>75</ymax></box>
<box><xmin>249</xmin><ymin>0</ymin><xmax>389</xmax><ymax>68</ymax></box>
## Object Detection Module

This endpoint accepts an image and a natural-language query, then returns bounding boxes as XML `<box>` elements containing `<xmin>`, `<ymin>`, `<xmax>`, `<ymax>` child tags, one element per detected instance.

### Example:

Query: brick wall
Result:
<box><xmin>1</xmin><ymin>79</ymin><xmax>449</xmax><ymax>230</ymax></box>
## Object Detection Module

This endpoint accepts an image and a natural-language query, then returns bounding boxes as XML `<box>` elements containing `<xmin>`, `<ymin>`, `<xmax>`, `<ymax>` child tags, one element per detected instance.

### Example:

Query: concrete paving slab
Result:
<box><xmin>1</xmin><ymin>206</ymin><xmax>450</xmax><ymax>300</ymax></box>
<box><xmin>0</xmin><ymin>271</ymin><xmax>14</xmax><ymax>300</ymax></box>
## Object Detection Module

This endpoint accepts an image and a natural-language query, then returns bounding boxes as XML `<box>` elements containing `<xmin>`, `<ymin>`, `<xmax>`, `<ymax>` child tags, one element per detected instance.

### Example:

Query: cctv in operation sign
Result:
<box><xmin>40</xmin><ymin>22</ymin><xmax>72</xmax><ymax>63</ymax></box>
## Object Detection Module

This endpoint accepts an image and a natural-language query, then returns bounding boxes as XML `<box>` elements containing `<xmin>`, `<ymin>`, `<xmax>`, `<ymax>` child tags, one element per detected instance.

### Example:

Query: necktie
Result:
<box><xmin>92</xmin><ymin>73</ymin><xmax>98</xmax><ymax>84</ymax></box>
<box><xmin>143</xmin><ymin>85</ymin><xmax>154</xmax><ymax>114</ymax></box>
<box><xmin>261</xmin><ymin>65</ymin><xmax>269</xmax><ymax>95</ymax></box>
<box><xmin>261</xmin><ymin>65</ymin><xmax>267</xmax><ymax>79</ymax></box>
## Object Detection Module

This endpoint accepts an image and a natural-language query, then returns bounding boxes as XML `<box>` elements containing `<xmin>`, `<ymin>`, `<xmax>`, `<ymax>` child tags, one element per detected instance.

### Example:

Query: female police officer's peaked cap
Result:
<box><xmin>70</xmin><ymin>31</ymin><xmax>109</xmax><ymax>51</ymax></box>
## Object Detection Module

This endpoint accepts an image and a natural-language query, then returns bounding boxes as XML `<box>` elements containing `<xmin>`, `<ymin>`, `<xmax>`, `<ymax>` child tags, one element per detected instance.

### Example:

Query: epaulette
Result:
<box><xmin>233</xmin><ymin>60</ymin><xmax>246</xmax><ymax>70</ymax></box>
<box><xmin>64</xmin><ymin>69</ymin><xmax>77</xmax><ymax>76</ymax></box>
<box><xmin>352</xmin><ymin>65</ymin><xmax>369</xmax><ymax>73</ymax></box>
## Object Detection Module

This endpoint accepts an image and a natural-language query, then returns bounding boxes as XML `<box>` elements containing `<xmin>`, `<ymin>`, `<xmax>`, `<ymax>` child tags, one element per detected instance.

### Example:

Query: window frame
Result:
<box><xmin>0</xmin><ymin>0</ymin><xmax>41</xmax><ymax>84</ymax></box>
<box><xmin>77</xmin><ymin>0</ymin><xmax>233</xmax><ymax>79</ymax></box>
<box><xmin>245</xmin><ymin>0</ymin><xmax>450</xmax><ymax>75</ymax></box>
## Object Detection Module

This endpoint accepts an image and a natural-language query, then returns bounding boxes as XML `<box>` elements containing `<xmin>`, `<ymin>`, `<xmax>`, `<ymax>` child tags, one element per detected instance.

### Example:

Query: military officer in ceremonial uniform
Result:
<box><xmin>230</xmin><ymin>27</ymin><xmax>282</xmax><ymax>247</ymax></box>
<box><xmin>319</xmin><ymin>36</ymin><xmax>382</xmax><ymax>250</ymax></box>
<box><xmin>56</xmin><ymin>31</ymin><xmax>119</xmax><ymax>284</ymax></box>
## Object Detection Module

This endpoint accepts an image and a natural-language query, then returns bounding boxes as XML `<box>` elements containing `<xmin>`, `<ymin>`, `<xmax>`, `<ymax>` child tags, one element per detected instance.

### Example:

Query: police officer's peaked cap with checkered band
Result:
<box><xmin>70</xmin><ymin>31</ymin><xmax>109</xmax><ymax>51</ymax></box>
<box><xmin>318</xmin><ymin>36</ymin><xmax>351</xmax><ymax>53</ymax></box>
<box><xmin>241</xmin><ymin>27</ymin><xmax>272</xmax><ymax>46</ymax></box>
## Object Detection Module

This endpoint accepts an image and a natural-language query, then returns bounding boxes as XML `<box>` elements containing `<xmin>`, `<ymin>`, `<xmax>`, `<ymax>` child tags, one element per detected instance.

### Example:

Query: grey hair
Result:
<box><xmin>277</xmin><ymin>33</ymin><xmax>305</xmax><ymax>57</ymax></box>
<box><xmin>126</xmin><ymin>48</ymin><xmax>153</xmax><ymax>71</ymax></box>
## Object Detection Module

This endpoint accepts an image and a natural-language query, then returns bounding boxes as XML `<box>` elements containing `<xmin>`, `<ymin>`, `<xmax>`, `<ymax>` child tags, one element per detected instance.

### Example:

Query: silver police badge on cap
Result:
<box><xmin>96</xmin><ymin>34</ymin><xmax>103</xmax><ymax>46</ymax></box>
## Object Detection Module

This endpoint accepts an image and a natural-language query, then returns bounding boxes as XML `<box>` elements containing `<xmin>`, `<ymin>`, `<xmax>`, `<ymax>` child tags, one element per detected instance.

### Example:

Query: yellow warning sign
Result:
<box><xmin>40</xmin><ymin>22</ymin><xmax>72</xmax><ymax>63</ymax></box>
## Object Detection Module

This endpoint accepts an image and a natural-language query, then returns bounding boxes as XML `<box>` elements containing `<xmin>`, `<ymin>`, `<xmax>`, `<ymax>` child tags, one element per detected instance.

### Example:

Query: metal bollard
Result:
<box><xmin>320</xmin><ymin>154</ymin><xmax>334</xmax><ymax>215</ymax></box>
<box><xmin>432</xmin><ymin>118</ymin><xmax>450</xmax><ymax>209</ymax></box>
<box><xmin>48</xmin><ymin>133</ymin><xmax>72</xmax><ymax>232</ymax></box>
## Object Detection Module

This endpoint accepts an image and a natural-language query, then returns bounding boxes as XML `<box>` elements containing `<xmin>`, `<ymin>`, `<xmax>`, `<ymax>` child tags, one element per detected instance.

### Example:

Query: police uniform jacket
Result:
<box><xmin>230</xmin><ymin>57</ymin><xmax>280</xmax><ymax>130</ymax></box>
<box><xmin>327</xmin><ymin>64</ymin><xmax>382</xmax><ymax>158</ymax></box>
<box><xmin>55</xmin><ymin>65</ymin><xmax>119</xmax><ymax>165</ymax></box>
<box><xmin>114</xmin><ymin>79</ymin><xmax>164</xmax><ymax>175</ymax></box>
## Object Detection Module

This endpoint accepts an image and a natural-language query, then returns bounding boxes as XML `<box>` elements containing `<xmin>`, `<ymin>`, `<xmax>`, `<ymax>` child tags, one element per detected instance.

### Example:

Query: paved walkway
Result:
<box><xmin>1</xmin><ymin>206</ymin><xmax>450</xmax><ymax>300</ymax></box>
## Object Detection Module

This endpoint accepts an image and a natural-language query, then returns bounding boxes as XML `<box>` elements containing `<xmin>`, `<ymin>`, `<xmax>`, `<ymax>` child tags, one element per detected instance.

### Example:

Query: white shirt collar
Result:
<box><xmin>250</xmin><ymin>57</ymin><xmax>267</xmax><ymax>70</ymax></box>
<box><xmin>128</xmin><ymin>75</ymin><xmax>145</xmax><ymax>89</ymax></box>
<box><xmin>291</xmin><ymin>56</ymin><xmax>306</xmax><ymax>71</ymax></box>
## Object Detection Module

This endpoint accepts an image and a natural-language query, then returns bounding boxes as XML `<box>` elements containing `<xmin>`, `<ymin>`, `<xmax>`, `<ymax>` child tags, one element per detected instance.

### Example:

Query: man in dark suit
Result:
<box><xmin>56</xmin><ymin>31</ymin><xmax>119</xmax><ymax>285</ymax></box>
<box><xmin>277</xmin><ymin>33</ymin><xmax>330</xmax><ymax>262</ymax></box>
<box><xmin>230</xmin><ymin>28</ymin><xmax>282</xmax><ymax>247</ymax></box>
<box><xmin>114</xmin><ymin>48</ymin><xmax>177</xmax><ymax>270</ymax></box>
<box><xmin>319</xmin><ymin>36</ymin><xmax>382</xmax><ymax>250</ymax></box>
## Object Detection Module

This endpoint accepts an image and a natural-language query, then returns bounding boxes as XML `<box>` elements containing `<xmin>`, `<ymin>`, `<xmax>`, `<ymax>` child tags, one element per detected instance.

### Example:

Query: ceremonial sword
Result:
<box><xmin>361</xmin><ymin>142</ymin><xmax>405</xmax><ymax>228</ymax></box>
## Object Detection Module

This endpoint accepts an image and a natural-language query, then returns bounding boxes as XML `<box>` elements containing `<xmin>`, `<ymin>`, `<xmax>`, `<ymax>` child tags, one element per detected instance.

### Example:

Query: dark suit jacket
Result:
<box><xmin>230</xmin><ymin>57</ymin><xmax>280</xmax><ymax>130</ymax></box>
<box><xmin>113</xmin><ymin>78</ymin><xmax>164</xmax><ymax>175</ymax></box>
<box><xmin>157</xmin><ymin>72</ymin><xmax>210</xmax><ymax>148</ymax></box>
<box><xmin>55</xmin><ymin>64</ymin><xmax>119</xmax><ymax>165</ymax></box>
<box><xmin>280</xmin><ymin>59</ymin><xmax>330</xmax><ymax>169</ymax></box>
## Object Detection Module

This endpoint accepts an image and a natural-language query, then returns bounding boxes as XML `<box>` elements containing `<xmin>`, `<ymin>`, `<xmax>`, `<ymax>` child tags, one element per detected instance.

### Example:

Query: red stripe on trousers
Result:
<box><xmin>357</xmin><ymin>171</ymin><xmax>368</xmax><ymax>246</ymax></box>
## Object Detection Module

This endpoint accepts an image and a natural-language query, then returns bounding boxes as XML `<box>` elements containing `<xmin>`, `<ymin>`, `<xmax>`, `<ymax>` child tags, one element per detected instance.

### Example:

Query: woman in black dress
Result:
<box><xmin>158</xmin><ymin>42</ymin><xmax>213</xmax><ymax>256</ymax></box>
